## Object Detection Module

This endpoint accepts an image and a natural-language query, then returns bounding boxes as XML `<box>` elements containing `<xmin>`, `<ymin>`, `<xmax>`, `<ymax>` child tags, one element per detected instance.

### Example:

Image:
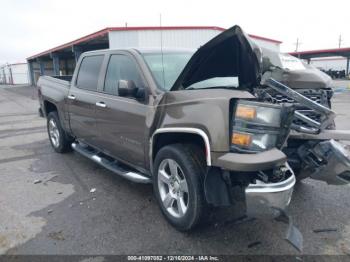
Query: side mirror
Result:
<box><xmin>118</xmin><ymin>80</ymin><xmax>146</xmax><ymax>101</ymax></box>
<box><xmin>118</xmin><ymin>80</ymin><xmax>136</xmax><ymax>97</ymax></box>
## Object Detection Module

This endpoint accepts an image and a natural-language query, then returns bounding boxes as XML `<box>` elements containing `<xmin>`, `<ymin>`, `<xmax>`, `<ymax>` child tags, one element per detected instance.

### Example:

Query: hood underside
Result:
<box><xmin>170</xmin><ymin>25</ymin><xmax>262</xmax><ymax>91</ymax></box>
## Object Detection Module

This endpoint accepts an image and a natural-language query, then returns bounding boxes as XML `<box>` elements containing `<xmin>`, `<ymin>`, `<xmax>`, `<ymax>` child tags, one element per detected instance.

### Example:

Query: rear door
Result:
<box><xmin>94</xmin><ymin>52</ymin><xmax>148</xmax><ymax>168</ymax></box>
<box><xmin>68</xmin><ymin>54</ymin><xmax>105</xmax><ymax>147</ymax></box>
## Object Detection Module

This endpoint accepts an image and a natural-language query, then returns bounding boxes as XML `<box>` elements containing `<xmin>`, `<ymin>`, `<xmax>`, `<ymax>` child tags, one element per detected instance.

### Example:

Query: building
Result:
<box><xmin>27</xmin><ymin>26</ymin><xmax>282</xmax><ymax>85</ymax></box>
<box><xmin>0</xmin><ymin>63</ymin><xmax>30</xmax><ymax>85</ymax></box>
<box><xmin>289</xmin><ymin>47</ymin><xmax>350</xmax><ymax>77</ymax></box>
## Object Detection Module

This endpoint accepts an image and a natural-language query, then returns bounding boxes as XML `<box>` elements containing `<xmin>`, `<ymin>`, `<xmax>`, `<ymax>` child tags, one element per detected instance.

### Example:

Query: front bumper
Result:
<box><xmin>212</xmin><ymin>148</ymin><xmax>286</xmax><ymax>172</ymax></box>
<box><xmin>209</xmin><ymin>149</ymin><xmax>295</xmax><ymax>216</ymax></box>
<box><xmin>245</xmin><ymin>169</ymin><xmax>296</xmax><ymax>218</ymax></box>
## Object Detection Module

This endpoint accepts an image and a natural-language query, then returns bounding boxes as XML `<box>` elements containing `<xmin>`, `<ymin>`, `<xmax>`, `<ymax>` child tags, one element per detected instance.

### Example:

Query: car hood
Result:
<box><xmin>277</xmin><ymin>67</ymin><xmax>333</xmax><ymax>89</ymax></box>
<box><xmin>261</xmin><ymin>47</ymin><xmax>333</xmax><ymax>89</ymax></box>
<box><xmin>170</xmin><ymin>25</ymin><xmax>262</xmax><ymax>91</ymax></box>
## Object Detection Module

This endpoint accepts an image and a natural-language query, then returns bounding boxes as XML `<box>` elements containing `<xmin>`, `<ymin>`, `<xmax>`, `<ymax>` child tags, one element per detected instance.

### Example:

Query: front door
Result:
<box><xmin>68</xmin><ymin>54</ymin><xmax>104</xmax><ymax>147</ymax></box>
<box><xmin>95</xmin><ymin>54</ymin><xmax>148</xmax><ymax>168</ymax></box>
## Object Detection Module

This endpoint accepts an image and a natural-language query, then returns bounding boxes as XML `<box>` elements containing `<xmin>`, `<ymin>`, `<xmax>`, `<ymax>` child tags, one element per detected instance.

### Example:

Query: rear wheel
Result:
<box><xmin>153</xmin><ymin>144</ymin><xmax>207</xmax><ymax>231</ymax></box>
<box><xmin>47</xmin><ymin>111</ymin><xmax>72</xmax><ymax>153</ymax></box>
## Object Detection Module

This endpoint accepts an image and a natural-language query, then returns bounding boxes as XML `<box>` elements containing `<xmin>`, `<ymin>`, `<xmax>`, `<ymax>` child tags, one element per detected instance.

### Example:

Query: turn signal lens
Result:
<box><xmin>236</xmin><ymin>105</ymin><xmax>256</xmax><ymax>120</ymax></box>
<box><xmin>231</xmin><ymin>132</ymin><xmax>252</xmax><ymax>147</ymax></box>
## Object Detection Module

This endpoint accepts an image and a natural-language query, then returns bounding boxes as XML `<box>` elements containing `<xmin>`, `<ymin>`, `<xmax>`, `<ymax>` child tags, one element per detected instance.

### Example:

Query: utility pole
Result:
<box><xmin>338</xmin><ymin>34</ymin><xmax>343</xmax><ymax>48</ymax></box>
<box><xmin>294</xmin><ymin>38</ymin><xmax>302</xmax><ymax>52</ymax></box>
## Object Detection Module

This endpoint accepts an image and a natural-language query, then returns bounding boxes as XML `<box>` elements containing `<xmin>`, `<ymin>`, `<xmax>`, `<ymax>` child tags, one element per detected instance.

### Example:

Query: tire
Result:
<box><xmin>47</xmin><ymin>111</ymin><xmax>73</xmax><ymax>153</ymax></box>
<box><xmin>153</xmin><ymin>143</ymin><xmax>207</xmax><ymax>231</ymax></box>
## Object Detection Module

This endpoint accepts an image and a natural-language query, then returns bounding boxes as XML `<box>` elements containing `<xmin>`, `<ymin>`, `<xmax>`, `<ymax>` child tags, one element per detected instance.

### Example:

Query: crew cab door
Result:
<box><xmin>94</xmin><ymin>53</ymin><xmax>148</xmax><ymax>168</ymax></box>
<box><xmin>67</xmin><ymin>54</ymin><xmax>105</xmax><ymax>147</ymax></box>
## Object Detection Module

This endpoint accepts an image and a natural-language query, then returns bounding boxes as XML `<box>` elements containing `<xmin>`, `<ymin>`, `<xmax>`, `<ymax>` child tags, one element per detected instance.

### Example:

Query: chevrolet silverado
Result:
<box><xmin>37</xmin><ymin>25</ymin><xmax>350</xmax><ymax>233</ymax></box>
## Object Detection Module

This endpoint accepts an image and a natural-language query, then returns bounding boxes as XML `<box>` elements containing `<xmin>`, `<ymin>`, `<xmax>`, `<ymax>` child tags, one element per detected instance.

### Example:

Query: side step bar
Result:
<box><xmin>71</xmin><ymin>142</ymin><xmax>151</xmax><ymax>184</ymax></box>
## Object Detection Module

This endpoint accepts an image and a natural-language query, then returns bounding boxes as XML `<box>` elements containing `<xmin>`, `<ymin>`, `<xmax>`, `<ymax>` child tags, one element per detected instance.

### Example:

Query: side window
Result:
<box><xmin>76</xmin><ymin>55</ymin><xmax>104</xmax><ymax>91</ymax></box>
<box><xmin>104</xmin><ymin>55</ymin><xmax>143</xmax><ymax>95</ymax></box>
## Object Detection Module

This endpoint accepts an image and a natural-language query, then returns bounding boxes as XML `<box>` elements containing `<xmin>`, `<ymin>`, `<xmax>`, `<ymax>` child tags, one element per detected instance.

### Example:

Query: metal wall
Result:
<box><xmin>252</xmin><ymin>38</ymin><xmax>280</xmax><ymax>52</ymax></box>
<box><xmin>108</xmin><ymin>29</ymin><xmax>280</xmax><ymax>51</ymax></box>
<box><xmin>0</xmin><ymin>63</ymin><xmax>30</xmax><ymax>85</ymax></box>
<box><xmin>310</xmin><ymin>57</ymin><xmax>348</xmax><ymax>71</ymax></box>
<box><xmin>109</xmin><ymin>29</ymin><xmax>218</xmax><ymax>49</ymax></box>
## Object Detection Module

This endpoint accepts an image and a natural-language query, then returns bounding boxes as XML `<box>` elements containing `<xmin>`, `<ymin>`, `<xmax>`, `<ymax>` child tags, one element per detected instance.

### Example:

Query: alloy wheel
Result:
<box><xmin>48</xmin><ymin>118</ymin><xmax>60</xmax><ymax>148</ymax></box>
<box><xmin>157</xmin><ymin>158</ymin><xmax>189</xmax><ymax>218</ymax></box>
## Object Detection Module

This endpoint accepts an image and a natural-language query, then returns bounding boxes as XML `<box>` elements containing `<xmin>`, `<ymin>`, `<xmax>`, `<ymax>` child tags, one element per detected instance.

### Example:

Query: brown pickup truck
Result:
<box><xmin>38</xmin><ymin>25</ymin><xmax>350</xmax><ymax>233</ymax></box>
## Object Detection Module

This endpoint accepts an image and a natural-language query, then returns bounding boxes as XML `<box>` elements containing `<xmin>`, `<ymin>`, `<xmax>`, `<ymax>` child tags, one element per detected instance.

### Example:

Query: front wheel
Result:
<box><xmin>153</xmin><ymin>144</ymin><xmax>207</xmax><ymax>231</ymax></box>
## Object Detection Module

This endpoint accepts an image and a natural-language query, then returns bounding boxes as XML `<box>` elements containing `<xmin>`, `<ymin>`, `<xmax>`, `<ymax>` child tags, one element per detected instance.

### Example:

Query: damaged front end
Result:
<box><xmin>168</xmin><ymin>24</ymin><xmax>349</xmax><ymax>250</ymax></box>
<box><xmin>295</xmin><ymin>139</ymin><xmax>350</xmax><ymax>185</ymax></box>
<box><xmin>261</xmin><ymin>77</ymin><xmax>350</xmax><ymax>186</ymax></box>
<box><xmin>245</xmin><ymin>163</ymin><xmax>295</xmax><ymax>218</ymax></box>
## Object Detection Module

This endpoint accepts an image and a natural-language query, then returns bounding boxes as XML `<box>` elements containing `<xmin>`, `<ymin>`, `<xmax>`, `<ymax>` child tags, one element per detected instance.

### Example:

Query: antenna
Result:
<box><xmin>160</xmin><ymin>13</ymin><xmax>166</xmax><ymax>89</ymax></box>
<box><xmin>338</xmin><ymin>34</ymin><xmax>343</xmax><ymax>48</ymax></box>
<box><xmin>294</xmin><ymin>38</ymin><xmax>302</xmax><ymax>52</ymax></box>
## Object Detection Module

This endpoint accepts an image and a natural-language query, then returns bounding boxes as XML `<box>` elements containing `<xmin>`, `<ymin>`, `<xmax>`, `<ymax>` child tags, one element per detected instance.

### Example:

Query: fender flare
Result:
<box><xmin>150</xmin><ymin>127</ymin><xmax>212</xmax><ymax>168</ymax></box>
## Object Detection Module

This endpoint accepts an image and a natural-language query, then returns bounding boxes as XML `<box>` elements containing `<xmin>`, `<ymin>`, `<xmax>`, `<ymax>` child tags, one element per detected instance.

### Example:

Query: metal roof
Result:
<box><xmin>289</xmin><ymin>47</ymin><xmax>350</xmax><ymax>59</ymax></box>
<box><xmin>27</xmin><ymin>26</ymin><xmax>282</xmax><ymax>60</ymax></box>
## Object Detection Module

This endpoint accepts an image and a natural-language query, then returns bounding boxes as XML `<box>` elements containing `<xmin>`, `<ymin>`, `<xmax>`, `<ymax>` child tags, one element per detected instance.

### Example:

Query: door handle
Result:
<box><xmin>67</xmin><ymin>94</ymin><xmax>76</xmax><ymax>100</ymax></box>
<box><xmin>95</xmin><ymin>101</ymin><xmax>107</xmax><ymax>108</ymax></box>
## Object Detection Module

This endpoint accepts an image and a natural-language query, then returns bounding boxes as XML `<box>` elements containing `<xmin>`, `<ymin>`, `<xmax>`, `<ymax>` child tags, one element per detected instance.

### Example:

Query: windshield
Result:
<box><xmin>142</xmin><ymin>52</ymin><xmax>193</xmax><ymax>90</ymax></box>
<box><xmin>279</xmin><ymin>53</ymin><xmax>305</xmax><ymax>70</ymax></box>
<box><xmin>262</xmin><ymin>47</ymin><xmax>306</xmax><ymax>71</ymax></box>
<box><xmin>186</xmin><ymin>77</ymin><xmax>239</xmax><ymax>89</ymax></box>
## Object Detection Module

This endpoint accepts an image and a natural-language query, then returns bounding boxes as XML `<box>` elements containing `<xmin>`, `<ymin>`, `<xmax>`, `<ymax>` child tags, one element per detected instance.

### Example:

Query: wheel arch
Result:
<box><xmin>150</xmin><ymin>128</ymin><xmax>211</xmax><ymax>169</ymax></box>
<box><xmin>43</xmin><ymin>100</ymin><xmax>58</xmax><ymax>116</ymax></box>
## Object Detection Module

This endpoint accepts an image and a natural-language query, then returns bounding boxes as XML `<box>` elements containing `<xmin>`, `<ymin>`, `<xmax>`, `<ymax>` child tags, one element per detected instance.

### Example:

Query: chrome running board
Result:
<box><xmin>71</xmin><ymin>142</ymin><xmax>151</xmax><ymax>184</ymax></box>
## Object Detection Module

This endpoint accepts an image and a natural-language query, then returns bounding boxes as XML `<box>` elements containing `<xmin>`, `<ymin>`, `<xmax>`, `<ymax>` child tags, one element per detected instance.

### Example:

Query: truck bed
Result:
<box><xmin>37</xmin><ymin>75</ymin><xmax>72</xmax><ymax>90</ymax></box>
<box><xmin>37</xmin><ymin>75</ymin><xmax>73</xmax><ymax>124</ymax></box>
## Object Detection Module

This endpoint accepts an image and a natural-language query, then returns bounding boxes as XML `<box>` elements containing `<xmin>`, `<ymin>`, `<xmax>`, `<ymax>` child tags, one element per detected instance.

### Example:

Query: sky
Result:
<box><xmin>1</xmin><ymin>0</ymin><xmax>349</xmax><ymax>64</ymax></box>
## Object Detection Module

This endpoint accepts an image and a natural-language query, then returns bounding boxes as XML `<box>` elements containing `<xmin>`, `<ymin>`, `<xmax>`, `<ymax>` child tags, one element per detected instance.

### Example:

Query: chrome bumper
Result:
<box><xmin>245</xmin><ymin>168</ymin><xmax>296</xmax><ymax>218</ymax></box>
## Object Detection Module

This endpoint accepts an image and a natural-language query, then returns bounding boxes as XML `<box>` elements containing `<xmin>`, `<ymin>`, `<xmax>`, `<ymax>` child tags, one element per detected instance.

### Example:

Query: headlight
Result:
<box><xmin>231</xmin><ymin>100</ymin><xmax>293</xmax><ymax>153</ymax></box>
<box><xmin>235</xmin><ymin>103</ymin><xmax>281</xmax><ymax>127</ymax></box>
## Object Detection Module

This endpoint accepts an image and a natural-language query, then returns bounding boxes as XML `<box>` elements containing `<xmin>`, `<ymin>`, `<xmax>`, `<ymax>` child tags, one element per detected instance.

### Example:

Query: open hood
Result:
<box><xmin>170</xmin><ymin>25</ymin><xmax>262</xmax><ymax>91</ymax></box>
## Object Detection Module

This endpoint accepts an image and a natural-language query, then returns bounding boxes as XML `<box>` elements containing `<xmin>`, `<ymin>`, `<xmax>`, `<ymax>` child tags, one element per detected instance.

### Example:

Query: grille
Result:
<box><xmin>269</xmin><ymin>92</ymin><xmax>323</xmax><ymax>105</ymax></box>
<box><xmin>266</xmin><ymin>89</ymin><xmax>329</xmax><ymax>128</ymax></box>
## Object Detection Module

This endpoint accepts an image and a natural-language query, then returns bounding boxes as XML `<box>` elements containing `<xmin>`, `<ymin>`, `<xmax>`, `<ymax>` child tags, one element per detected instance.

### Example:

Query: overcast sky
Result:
<box><xmin>1</xmin><ymin>0</ymin><xmax>349</xmax><ymax>64</ymax></box>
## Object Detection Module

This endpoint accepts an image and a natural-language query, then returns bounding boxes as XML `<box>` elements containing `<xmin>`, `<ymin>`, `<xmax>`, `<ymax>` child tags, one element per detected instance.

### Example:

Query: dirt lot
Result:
<box><xmin>0</xmin><ymin>83</ymin><xmax>350</xmax><ymax>257</ymax></box>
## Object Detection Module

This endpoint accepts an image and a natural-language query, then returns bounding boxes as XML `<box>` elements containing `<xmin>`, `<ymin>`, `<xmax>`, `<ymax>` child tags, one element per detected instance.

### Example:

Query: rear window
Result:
<box><xmin>76</xmin><ymin>55</ymin><xmax>104</xmax><ymax>91</ymax></box>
